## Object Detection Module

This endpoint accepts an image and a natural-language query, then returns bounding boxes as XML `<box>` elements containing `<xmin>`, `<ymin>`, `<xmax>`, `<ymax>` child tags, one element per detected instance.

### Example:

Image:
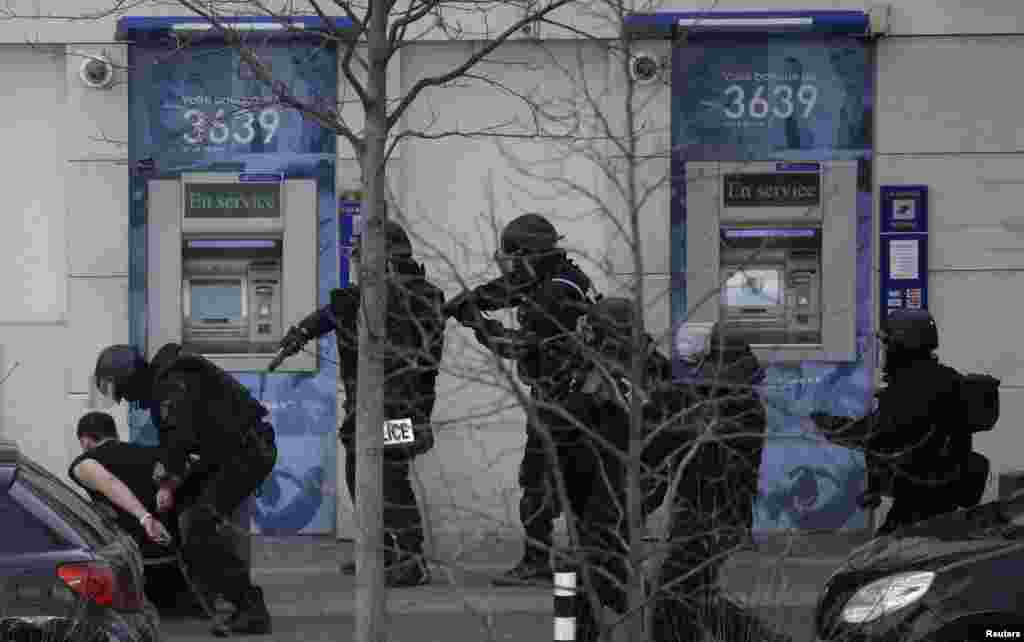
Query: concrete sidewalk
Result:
<box><xmin>248</xmin><ymin>532</ymin><xmax>865</xmax><ymax>617</ymax></box>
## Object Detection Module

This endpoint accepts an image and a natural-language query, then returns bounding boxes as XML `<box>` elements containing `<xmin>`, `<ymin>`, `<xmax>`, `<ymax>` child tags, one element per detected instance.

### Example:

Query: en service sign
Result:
<box><xmin>723</xmin><ymin>172</ymin><xmax>820</xmax><ymax>207</ymax></box>
<box><xmin>185</xmin><ymin>183</ymin><xmax>281</xmax><ymax>219</ymax></box>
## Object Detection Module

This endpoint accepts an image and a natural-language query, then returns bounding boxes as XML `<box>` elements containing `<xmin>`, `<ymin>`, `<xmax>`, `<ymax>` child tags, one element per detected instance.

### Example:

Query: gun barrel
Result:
<box><xmin>267</xmin><ymin>350</ymin><xmax>287</xmax><ymax>372</ymax></box>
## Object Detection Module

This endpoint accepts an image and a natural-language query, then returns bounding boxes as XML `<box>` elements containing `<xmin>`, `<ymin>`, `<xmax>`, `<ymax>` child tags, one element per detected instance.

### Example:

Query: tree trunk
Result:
<box><xmin>622</xmin><ymin>28</ymin><xmax>649</xmax><ymax>642</ymax></box>
<box><xmin>354</xmin><ymin>1</ymin><xmax>392</xmax><ymax>641</ymax></box>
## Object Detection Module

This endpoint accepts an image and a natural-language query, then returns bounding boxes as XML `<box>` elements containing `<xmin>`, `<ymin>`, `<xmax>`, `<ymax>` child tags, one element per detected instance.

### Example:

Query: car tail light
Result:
<box><xmin>57</xmin><ymin>562</ymin><xmax>144</xmax><ymax>611</ymax></box>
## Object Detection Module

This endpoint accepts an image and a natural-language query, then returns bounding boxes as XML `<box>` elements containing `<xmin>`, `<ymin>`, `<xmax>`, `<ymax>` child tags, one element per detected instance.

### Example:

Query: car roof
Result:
<box><xmin>0</xmin><ymin>439</ymin><xmax>20</xmax><ymax>492</ymax></box>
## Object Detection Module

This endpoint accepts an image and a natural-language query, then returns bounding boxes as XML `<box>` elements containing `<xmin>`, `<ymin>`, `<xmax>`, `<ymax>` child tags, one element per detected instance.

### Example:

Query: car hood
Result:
<box><xmin>838</xmin><ymin>535</ymin><xmax>1020</xmax><ymax>577</ymax></box>
<box><xmin>836</xmin><ymin>503</ymin><xmax>1024</xmax><ymax>577</ymax></box>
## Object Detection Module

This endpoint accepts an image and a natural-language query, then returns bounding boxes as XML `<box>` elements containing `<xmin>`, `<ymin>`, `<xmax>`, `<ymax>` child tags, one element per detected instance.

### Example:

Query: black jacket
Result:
<box><xmin>147</xmin><ymin>343</ymin><xmax>270</xmax><ymax>480</ymax></box>
<box><xmin>451</xmin><ymin>256</ymin><xmax>593</xmax><ymax>402</ymax></box>
<box><xmin>297</xmin><ymin>262</ymin><xmax>445</xmax><ymax>443</ymax></box>
<box><xmin>565</xmin><ymin>333</ymin><xmax>674</xmax><ymax>450</ymax></box>
<box><xmin>819</xmin><ymin>356</ymin><xmax>964</xmax><ymax>491</ymax></box>
<box><xmin>643</xmin><ymin>342</ymin><xmax>767</xmax><ymax>529</ymax></box>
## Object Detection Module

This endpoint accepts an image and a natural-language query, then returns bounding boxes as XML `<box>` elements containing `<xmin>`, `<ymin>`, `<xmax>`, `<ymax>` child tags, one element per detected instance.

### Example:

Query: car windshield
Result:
<box><xmin>17</xmin><ymin>462</ymin><xmax>120</xmax><ymax>550</ymax></box>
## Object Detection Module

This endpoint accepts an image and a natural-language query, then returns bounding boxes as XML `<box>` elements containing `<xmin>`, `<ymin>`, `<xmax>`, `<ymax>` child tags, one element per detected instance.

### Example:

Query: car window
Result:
<box><xmin>0</xmin><ymin>493</ymin><xmax>68</xmax><ymax>554</ymax></box>
<box><xmin>18</xmin><ymin>464</ymin><xmax>119</xmax><ymax>548</ymax></box>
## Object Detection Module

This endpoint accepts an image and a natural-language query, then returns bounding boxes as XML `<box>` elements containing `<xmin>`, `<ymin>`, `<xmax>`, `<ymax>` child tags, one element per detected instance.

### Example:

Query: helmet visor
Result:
<box><xmin>89</xmin><ymin>377</ymin><xmax>119</xmax><ymax>410</ymax></box>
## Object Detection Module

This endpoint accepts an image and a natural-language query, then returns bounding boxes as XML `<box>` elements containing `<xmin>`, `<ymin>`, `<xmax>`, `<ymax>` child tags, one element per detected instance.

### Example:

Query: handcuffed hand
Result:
<box><xmin>141</xmin><ymin>513</ymin><xmax>172</xmax><ymax>545</ymax></box>
<box><xmin>443</xmin><ymin>290</ymin><xmax>483</xmax><ymax>326</ymax></box>
<box><xmin>156</xmin><ymin>488</ymin><xmax>175</xmax><ymax>513</ymax></box>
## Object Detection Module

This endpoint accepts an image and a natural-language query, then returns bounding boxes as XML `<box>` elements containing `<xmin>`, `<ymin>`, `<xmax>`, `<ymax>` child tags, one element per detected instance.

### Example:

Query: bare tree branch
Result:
<box><xmin>387</xmin><ymin>0</ymin><xmax>577</xmax><ymax>129</ymax></box>
<box><xmin>175</xmin><ymin>0</ymin><xmax>366</xmax><ymax>154</ymax></box>
<box><xmin>388</xmin><ymin>0</ymin><xmax>442</xmax><ymax>46</ymax></box>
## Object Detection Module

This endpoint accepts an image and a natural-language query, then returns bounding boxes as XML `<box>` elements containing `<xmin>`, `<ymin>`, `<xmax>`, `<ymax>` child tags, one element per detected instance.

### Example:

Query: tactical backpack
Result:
<box><xmin>960</xmin><ymin>372</ymin><xmax>1001</xmax><ymax>433</ymax></box>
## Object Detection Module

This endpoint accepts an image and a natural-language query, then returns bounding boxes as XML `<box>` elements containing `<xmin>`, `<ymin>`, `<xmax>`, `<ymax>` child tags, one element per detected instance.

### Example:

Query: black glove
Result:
<box><xmin>279</xmin><ymin>325</ymin><xmax>310</xmax><ymax>357</ymax></box>
<box><xmin>473</xmin><ymin>318</ymin><xmax>505</xmax><ymax>346</ymax></box>
<box><xmin>443</xmin><ymin>290</ymin><xmax>482</xmax><ymax>326</ymax></box>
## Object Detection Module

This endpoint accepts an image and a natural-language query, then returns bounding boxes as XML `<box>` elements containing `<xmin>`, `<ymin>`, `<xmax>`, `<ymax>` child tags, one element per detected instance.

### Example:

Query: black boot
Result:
<box><xmin>385</xmin><ymin>556</ymin><xmax>432</xmax><ymax>588</ymax></box>
<box><xmin>492</xmin><ymin>546</ymin><xmax>553</xmax><ymax>586</ymax></box>
<box><xmin>495</xmin><ymin>492</ymin><xmax>554</xmax><ymax>586</ymax></box>
<box><xmin>342</xmin><ymin>559</ymin><xmax>431</xmax><ymax>586</ymax></box>
<box><xmin>212</xmin><ymin>587</ymin><xmax>271</xmax><ymax>637</ymax></box>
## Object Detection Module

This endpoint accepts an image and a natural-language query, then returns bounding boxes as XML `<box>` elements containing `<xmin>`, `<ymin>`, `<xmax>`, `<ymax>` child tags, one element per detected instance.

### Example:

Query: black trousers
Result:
<box><xmin>177</xmin><ymin>424</ymin><xmax>277</xmax><ymax>606</ymax></box>
<box><xmin>342</xmin><ymin>437</ymin><xmax>425</xmax><ymax>563</ymax></box>
<box><xmin>519</xmin><ymin>411</ymin><xmax>576</xmax><ymax>562</ymax></box>
<box><xmin>548</xmin><ymin>434</ymin><xmax>630</xmax><ymax>642</ymax></box>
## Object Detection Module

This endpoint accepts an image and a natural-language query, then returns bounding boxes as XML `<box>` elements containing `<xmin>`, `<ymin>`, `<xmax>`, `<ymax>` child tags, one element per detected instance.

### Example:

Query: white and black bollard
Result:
<box><xmin>554</xmin><ymin>571</ymin><xmax>577</xmax><ymax>641</ymax></box>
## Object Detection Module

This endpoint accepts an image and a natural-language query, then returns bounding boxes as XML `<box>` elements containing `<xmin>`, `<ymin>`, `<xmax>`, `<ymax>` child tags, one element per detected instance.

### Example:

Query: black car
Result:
<box><xmin>0</xmin><ymin>439</ymin><xmax>160</xmax><ymax>642</ymax></box>
<box><xmin>815</xmin><ymin>491</ymin><xmax>1024</xmax><ymax>641</ymax></box>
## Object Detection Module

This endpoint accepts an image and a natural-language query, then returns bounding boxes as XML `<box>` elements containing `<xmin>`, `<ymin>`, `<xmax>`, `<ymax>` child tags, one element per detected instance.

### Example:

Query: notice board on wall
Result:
<box><xmin>879</xmin><ymin>185</ymin><xmax>929</xmax><ymax>320</ymax></box>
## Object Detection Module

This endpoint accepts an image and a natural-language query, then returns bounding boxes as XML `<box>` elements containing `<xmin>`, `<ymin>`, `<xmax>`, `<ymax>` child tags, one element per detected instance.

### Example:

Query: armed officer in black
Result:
<box><xmin>812</xmin><ymin>309</ymin><xmax>967</xmax><ymax>535</ymax></box>
<box><xmin>560</xmin><ymin>297</ymin><xmax>674</xmax><ymax>641</ymax></box>
<box><xmin>92</xmin><ymin>343</ymin><xmax>277</xmax><ymax>637</ymax></box>
<box><xmin>275</xmin><ymin>219</ymin><xmax>445</xmax><ymax>588</ymax></box>
<box><xmin>444</xmin><ymin>213</ymin><xmax>594</xmax><ymax>585</ymax></box>
<box><xmin>645</xmin><ymin>323</ymin><xmax>783</xmax><ymax>642</ymax></box>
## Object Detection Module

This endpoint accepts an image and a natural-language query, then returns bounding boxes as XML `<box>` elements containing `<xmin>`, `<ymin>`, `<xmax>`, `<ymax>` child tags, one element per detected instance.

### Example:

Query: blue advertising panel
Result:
<box><xmin>879</xmin><ymin>186</ymin><xmax>929</xmax><ymax>321</ymax></box>
<box><xmin>126</xmin><ymin>34</ymin><xmax>340</xmax><ymax>534</ymax></box>
<box><xmin>671</xmin><ymin>34</ymin><xmax>874</xmax><ymax>534</ymax></box>
<box><xmin>672</xmin><ymin>36</ymin><xmax>871</xmax><ymax>161</ymax></box>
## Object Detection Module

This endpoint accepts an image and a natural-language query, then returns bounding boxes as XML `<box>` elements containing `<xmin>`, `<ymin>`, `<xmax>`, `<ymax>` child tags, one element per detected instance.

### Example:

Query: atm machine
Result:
<box><xmin>684</xmin><ymin>161</ymin><xmax>858</xmax><ymax>363</ymax></box>
<box><xmin>146</xmin><ymin>172</ymin><xmax>318</xmax><ymax>372</ymax></box>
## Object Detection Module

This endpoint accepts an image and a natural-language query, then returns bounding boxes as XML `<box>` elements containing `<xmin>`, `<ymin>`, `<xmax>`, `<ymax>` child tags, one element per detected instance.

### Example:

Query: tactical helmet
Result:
<box><xmin>500</xmin><ymin>214</ymin><xmax>561</xmax><ymax>256</ymax></box>
<box><xmin>93</xmin><ymin>344</ymin><xmax>148</xmax><ymax>403</ymax></box>
<box><xmin>881</xmin><ymin>309</ymin><xmax>938</xmax><ymax>353</ymax></box>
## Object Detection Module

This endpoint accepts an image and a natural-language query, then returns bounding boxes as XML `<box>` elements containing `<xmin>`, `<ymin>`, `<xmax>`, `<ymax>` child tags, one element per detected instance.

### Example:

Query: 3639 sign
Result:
<box><xmin>719</xmin><ymin>82</ymin><xmax>820</xmax><ymax>121</ymax></box>
<box><xmin>181</xmin><ymin>106</ymin><xmax>282</xmax><ymax>147</ymax></box>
